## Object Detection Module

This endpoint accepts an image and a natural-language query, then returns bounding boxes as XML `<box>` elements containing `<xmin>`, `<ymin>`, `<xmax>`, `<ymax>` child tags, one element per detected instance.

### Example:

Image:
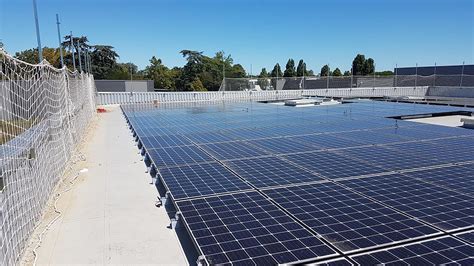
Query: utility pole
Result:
<box><xmin>56</xmin><ymin>14</ymin><xmax>64</xmax><ymax>68</ymax></box>
<box><xmin>350</xmin><ymin>67</ymin><xmax>353</xmax><ymax>88</ymax></box>
<box><xmin>460</xmin><ymin>61</ymin><xmax>465</xmax><ymax>88</ymax></box>
<box><xmin>373</xmin><ymin>63</ymin><xmax>376</xmax><ymax>88</ymax></box>
<box><xmin>222</xmin><ymin>61</ymin><xmax>225</xmax><ymax>91</ymax></box>
<box><xmin>433</xmin><ymin>62</ymin><xmax>437</xmax><ymax>87</ymax></box>
<box><xmin>32</xmin><ymin>0</ymin><xmax>43</xmax><ymax>63</ymax></box>
<box><xmin>70</xmin><ymin>32</ymin><xmax>76</xmax><ymax>71</ymax></box>
<box><xmin>77</xmin><ymin>39</ymin><xmax>82</xmax><ymax>72</ymax></box>
<box><xmin>415</xmin><ymin>63</ymin><xmax>418</xmax><ymax>88</ymax></box>
<box><xmin>394</xmin><ymin>64</ymin><xmax>398</xmax><ymax>87</ymax></box>
<box><xmin>326</xmin><ymin>64</ymin><xmax>330</xmax><ymax>89</ymax></box>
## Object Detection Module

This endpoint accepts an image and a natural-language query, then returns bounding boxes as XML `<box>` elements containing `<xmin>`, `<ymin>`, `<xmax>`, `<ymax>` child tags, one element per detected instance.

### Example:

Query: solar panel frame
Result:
<box><xmin>263</xmin><ymin>182</ymin><xmax>440</xmax><ymax>252</ymax></box>
<box><xmin>339</xmin><ymin>173</ymin><xmax>474</xmax><ymax>231</ymax></box>
<box><xmin>351</xmin><ymin>236</ymin><xmax>474</xmax><ymax>265</ymax></box>
<box><xmin>174</xmin><ymin>191</ymin><xmax>339</xmax><ymax>265</ymax></box>
<box><xmin>146</xmin><ymin>145</ymin><xmax>215</xmax><ymax>168</ymax></box>
<box><xmin>223</xmin><ymin>156</ymin><xmax>326</xmax><ymax>188</ymax></box>
<box><xmin>282</xmin><ymin>151</ymin><xmax>388</xmax><ymax>179</ymax></box>
<box><xmin>158</xmin><ymin>162</ymin><xmax>254</xmax><ymax>200</ymax></box>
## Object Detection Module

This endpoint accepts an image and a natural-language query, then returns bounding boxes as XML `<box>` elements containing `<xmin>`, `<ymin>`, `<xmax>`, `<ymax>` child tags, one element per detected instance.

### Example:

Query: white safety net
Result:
<box><xmin>0</xmin><ymin>49</ymin><xmax>96</xmax><ymax>265</ymax></box>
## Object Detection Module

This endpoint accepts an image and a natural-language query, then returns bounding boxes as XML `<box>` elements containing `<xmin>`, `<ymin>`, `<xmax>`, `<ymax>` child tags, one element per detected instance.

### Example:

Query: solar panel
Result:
<box><xmin>159</xmin><ymin>162</ymin><xmax>253</xmax><ymax>200</ymax></box>
<box><xmin>282</xmin><ymin>151</ymin><xmax>387</xmax><ymax>179</ymax></box>
<box><xmin>223</xmin><ymin>156</ymin><xmax>325</xmax><ymax>188</ymax></box>
<box><xmin>121</xmin><ymin>101</ymin><xmax>474</xmax><ymax>263</ymax></box>
<box><xmin>183</xmin><ymin>131</ymin><xmax>236</xmax><ymax>144</ymax></box>
<box><xmin>291</xmin><ymin>134</ymin><xmax>366</xmax><ymax>149</ymax></box>
<box><xmin>263</xmin><ymin>183</ymin><xmax>439</xmax><ymax>252</ymax></box>
<box><xmin>338</xmin><ymin>146</ymin><xmax>441</xmax><ymax>171</ymax></box>
<box><xmin>317</xmin><ymin>258</ymin><xmax>353</xmax><ymax>266</ymax></box>
<box><xmin>246</xmin><ymin>137</ymin><xmax>316</xmax><ymax>154</ymax></box>
<box><xmin>403</xmin><ymin>164</ymin><xmax>474</xmax><ymax>196</ymax></box>
<box><xmin>175</xmin><ymin>191</ymin><xmax>337</xmax><ymax>264</ymax></box>
<box><xmin>139</xmin><ymin>134</ymin><xmax>192</xmax><ymax>149</ymax></box>
<box><xmin>200</xmin><ymin>141</ymin><xmax>270</xmax><ymax>160</ymax></box>
<box><xmin>147</xmin><ymin>145</ymin><xmax>214</xmax><ymax>167</ymax></box>
<box><xmin>340</xmin><ymin>173</ymin><xmax>474</xmax><ymax>231</ymax></box>
<box><xmin>351</xmin><ymin>236</ymin><xmax>474</xmax><ymax>265</ymax></box>
<box><xmin>337</xmin><ymin>130</ymin><xmax>412</xmax><ymax>145</ymax></box>
<box><xmin>455</xmin><ymin>231</ymin><xmax>474</xmax><ymax>244</ymax></box>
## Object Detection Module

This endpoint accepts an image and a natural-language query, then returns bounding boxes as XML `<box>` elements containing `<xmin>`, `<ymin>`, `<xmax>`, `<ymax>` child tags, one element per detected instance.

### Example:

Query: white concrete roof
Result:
<box><xmin>23</xmin><ymin>105</ymin><xmax>187</xmax><ymax>265</ymax></box>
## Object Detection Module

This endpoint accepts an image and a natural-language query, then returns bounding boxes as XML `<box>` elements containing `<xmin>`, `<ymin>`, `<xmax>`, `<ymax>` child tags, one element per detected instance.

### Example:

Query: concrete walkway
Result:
<box><xmin>29</xmin><ymin>105</ymin><xmax>187</xmax><ymax>265</ymax></box>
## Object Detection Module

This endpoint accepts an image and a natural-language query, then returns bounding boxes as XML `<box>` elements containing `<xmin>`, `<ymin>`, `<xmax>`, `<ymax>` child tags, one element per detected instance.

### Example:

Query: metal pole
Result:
<box><xmin>415</xmin><ymin>63</ymin><xmax>418</xmax><ymax>88</ymax></box>
<box><xmin>373</xmin><ymin>63</ymin><xmax>376</xmax><ymax>88</ymax></box>
<box><xmin>84</xmin><ymin>48</ymin><xmax>89</xmax><ymax>73</ymax></box>
<box><xmin>460</xmin><ymin>61</ymin><xmax>465</xmax><ymax>88</ymax></box>
<box><xmin>222</xmin><ymin>61</ymin><xmax>225</xmax><ymax>91</ymax></box>
<box><xmin>56</xmin><ymin>14</ymin><xmax>64</xmax><ymax>68</ymax></box>
<box><xmin>130</xmin><ymin>64</ymin><xmax>133</xmax><ymax>91</ymax></box>
<box><xmin>32</xmin><ymin>0</ymin><xmax>43</xmax><ymax>63</ymax></box>
<box><xmin>433</xmin><ymin>62</ymin><xmax>437</xmax><ymax>87</ymax></box>
<box><xmin>70</xmin><ymin>32</ymin><xmax>76</xmax><ymax>71</ymax></box>
<box><xmin>326</xmin><ymin>64</ymin><xmax>330</xmax><ymax>89</ymax></box>
<box><xmin>395</xmin><ymin>64</ymin><xmax>398</xmax><ymax>87</ymax></box>
<box><xmin>302</xmin><ymin>64</ymin><xmax>305</xmax><ymax>90</ymax></box>
<box><xmin>350</xmin><ymin>67</ymin><xmax>353</xmax><ymax>88</ymax></box>
<box><xmin>77</xmin><ymin>39</ymin><xmax>82</xmax><ymax>72</ymax></box>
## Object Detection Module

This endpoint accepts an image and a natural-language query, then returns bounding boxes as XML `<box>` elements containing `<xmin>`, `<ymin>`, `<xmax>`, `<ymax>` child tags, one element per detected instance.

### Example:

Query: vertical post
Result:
<box><xmin>302</xmin><ymin>64</ymin><xmax>305</xmax><ymax>90</ymax></box>
<box><xmin>415</xmin><ymin>63</ymin><xmax>418</xmax><ymax>88</ymax></box>
<box><xmin>130</xmin><ymin>64</ymin><xmax>133</xmax><ymax>91</ymax></box>
<box><xmin>433</xmin><ymin>62</ymin><xmax>437</xmax><ymax>87</ymax></box>
<box><xmin>373</xmin><ymin>63</ymin><xmax>376</xmax><ymax>88</ymax></box>
<box><xmin>84</xmin><ymin>48</ymin><xmax>88</xmax><ymax>73</ymax></box>
<box><xmin>395</xmin><ymin>64</ymin><xmax>398</xmax><ymax>87</ymax></box>
<box><xmin>77</xmin><ymin>40</ymin><xmax>82</xmax><ymax>72</ymax></box>
<box><xmin>460</xmin><ymin>61</ymin><xmax>465</xmax><ymax>88</ymax></box>
<box><xmin>222</xmin><ymin>61</ymin><xmax>225</xmax><ymax>91</ymax></box>
<box><xmin>32</xmin><ymin>0</ymin><xmax>43</xmax><ymax>63</ymax></box>
<box><xmin>70</xmin><ymin>32</ymin><xmax>76</xmax><ymax>71</ymax></box>
<box><xmin>350</xmin><ymin>67</ymin><xmax>353</xmax><ymax>88</ymax></box>
<box><xmin>326</xmin><ymin>64</ymin><xmax>330</xmax><ymax>89</ymax></box>
<box><xmin>56</xmin><ymin>14</ymin><xmax>64</xmax><ymax>67</ymax></box>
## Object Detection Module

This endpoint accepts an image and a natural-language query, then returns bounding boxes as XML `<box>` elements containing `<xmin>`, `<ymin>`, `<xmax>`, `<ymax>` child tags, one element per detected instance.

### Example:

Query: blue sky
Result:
<box><xmin>1</xmin><ymin>0</ymin><xmax>473</xmax><ymax>73</ymax></box>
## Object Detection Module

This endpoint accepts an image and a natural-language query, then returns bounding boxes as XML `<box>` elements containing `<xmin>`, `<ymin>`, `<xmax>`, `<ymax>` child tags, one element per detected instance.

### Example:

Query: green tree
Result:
<box><xmin>364</xmin><ymin>58</ymin><xmax>375</xmax><ymax>74</ymax></box>
<box><xmin>320</xmin><ymin>64</ymin><xmax>330</xmax><ymax>76</ymax></box>
<box><xmin>343</xmin><ymin>70</ymin><xmax>351</xmax><ymax>76</ymax></box>
<box><xmin>145</xmin><ymin>56</ymin><xmax>176</xmax><ymax>90</ymax></box>
<box><xmin>191</xmin><ymin>77</ymin><xmax>206</xmax><ymax>91</ymax></box>
<box><xmin>333</xmin><ymin>68</ymin><xmax>342</xmax><ymax>76</ymax></box>
<box><xmin>352</xmin><ymin>54</ymin><xmax>366</xmax><ymax>75</ymax></box>
<box><xmin>178</xmin><ymin>50</ymin><xmax>204</xmax><ymax>91</ymax></box>
<box><xmin>284</xmin><ymin>58</ymin><xmax>296</xmax><ymax>77</ymax></box>
<box><xmin>229</xmin><ymin>64</ymin><xmax>246</xmax><ymax>78</ymax></box>
<box><xmin>90</xmin><ymin>45</ymin><xmax>119</xmax><ymax>79</ymax></box>
<box><xmin>375</xmin><ymin>70</ymin><xmax>394</xmax><ymax>76</ymax></box>
<box><xmin>257</xmin><ymin>68</ymin><xmax>270</xmax><ymax>90</ymax></box>
<box><xmin>258</xmin><ymin>68</ymin><xmax>268</xmax><ymax>78</ymax></box>
<box><xmin>15</xmin><ymin>47</ymin><xmax>64</xmax><ymax>67</ymax></box>
<box><xmin>296</xmin><ymin>59</ymin><xmax>307</xmax><ymax>77</ymax></box>
<box><xmin>270</xmin><ymin>63</ymin><xmax>283</xmax><ymax>77</ymax></box>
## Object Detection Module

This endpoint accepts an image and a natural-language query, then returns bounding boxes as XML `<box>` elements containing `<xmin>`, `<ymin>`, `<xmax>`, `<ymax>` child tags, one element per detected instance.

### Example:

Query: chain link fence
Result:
<box><xmin>0</xmin><ymin>49</ymin><xmax>96</xmax><ymax>265</ymax></box>
<box><xmin>220</xmin><ymin>75</ymin><xmax>474</xmax><ymax>91</ymax></box>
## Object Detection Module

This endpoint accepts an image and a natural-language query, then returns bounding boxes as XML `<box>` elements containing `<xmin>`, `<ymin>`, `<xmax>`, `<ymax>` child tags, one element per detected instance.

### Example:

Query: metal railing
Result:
<box><xmin>96</xmin><ymin>87</ymin><xmax>430</xmax><ymax>105</ymax></box>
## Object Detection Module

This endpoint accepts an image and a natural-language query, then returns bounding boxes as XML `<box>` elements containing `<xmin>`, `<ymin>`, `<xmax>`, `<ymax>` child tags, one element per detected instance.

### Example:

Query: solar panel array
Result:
<box><xmin>122</xmin><ymin>100</ymin><xmax>474</xmax><ymax>265</ymax></box>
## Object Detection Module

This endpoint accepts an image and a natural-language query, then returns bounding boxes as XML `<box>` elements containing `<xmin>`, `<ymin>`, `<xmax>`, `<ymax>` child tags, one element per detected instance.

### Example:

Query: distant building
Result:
<box><xmin>95</xmin><ymin>80</ymin><xmax>154</xmax><ymax>92</ymax></box>
<box><xmin>394</xmin><ymin>64</ymin><xmax>474</xmax><ymax>76</ymax></box>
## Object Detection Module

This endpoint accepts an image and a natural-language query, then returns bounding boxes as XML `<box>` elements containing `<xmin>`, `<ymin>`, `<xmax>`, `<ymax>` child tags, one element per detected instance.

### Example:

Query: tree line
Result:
<box><xmin>12</xmin><ymin>36</ymin><xmax>392</xmax><ymax>91</ymax></box>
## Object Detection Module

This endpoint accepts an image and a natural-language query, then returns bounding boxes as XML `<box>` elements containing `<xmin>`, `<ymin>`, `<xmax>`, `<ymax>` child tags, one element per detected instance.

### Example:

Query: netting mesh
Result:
<box><xmin>0</xmin><ymin>49</ymin><xmax>96</xmax><ymax>265</ymax></box>
<box><xmin>220</xmin><ymin>75</ymin><xmax>474</xmax><ymax>91</ymax></box>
